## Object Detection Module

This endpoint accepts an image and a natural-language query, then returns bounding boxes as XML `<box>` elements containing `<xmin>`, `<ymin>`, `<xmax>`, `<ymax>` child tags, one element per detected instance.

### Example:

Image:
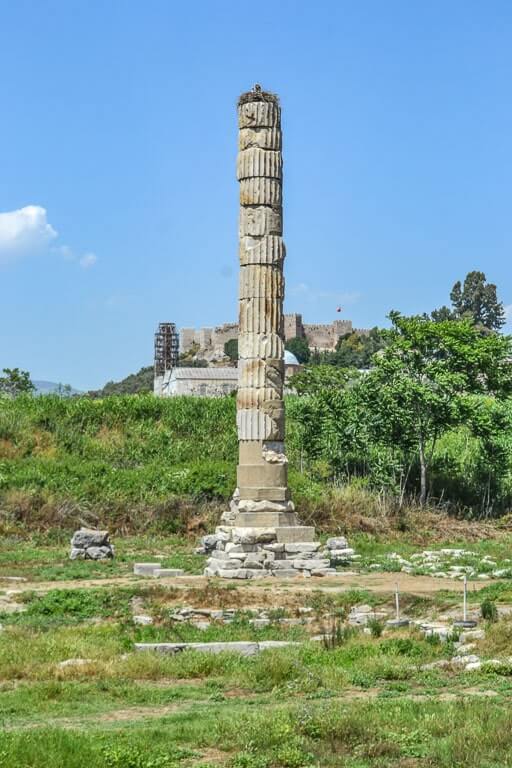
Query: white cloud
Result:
<box><xmin>0</xmin><ymin>206</ymin><xmax>57</xmax><ymax>264</ymax></box>
<box><xmin>504</xmin><ymin>304</ymin><xmax>512</xmax><ymax>329</ymax></box>
<box><xmin>0</xmin><ymin>206</ymin><xmax>98</xmax><ymax>271</ymax></box>
<box><xmin>79</xmin><ymin>252</ymin><xmax>97</xmax><ymax>269</ymax></box>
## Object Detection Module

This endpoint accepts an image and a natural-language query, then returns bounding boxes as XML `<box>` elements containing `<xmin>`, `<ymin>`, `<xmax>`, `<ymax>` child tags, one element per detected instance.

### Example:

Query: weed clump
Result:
<box><xmin>481</xmin><ymin>598</ymin><xmax>499</xmax><ymax>622</ymax></box>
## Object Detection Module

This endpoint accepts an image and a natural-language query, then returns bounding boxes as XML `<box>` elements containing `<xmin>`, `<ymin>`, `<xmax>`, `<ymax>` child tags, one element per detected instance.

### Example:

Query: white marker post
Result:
<box><xmin>387</xmin><ymin>580</ymin><xmax>409</xmax><ymax>628</ymax></box>
<box><xmin>454</xmin><ymin>573</ymin><xmax>477</xmax><ymax>628</ymax></box>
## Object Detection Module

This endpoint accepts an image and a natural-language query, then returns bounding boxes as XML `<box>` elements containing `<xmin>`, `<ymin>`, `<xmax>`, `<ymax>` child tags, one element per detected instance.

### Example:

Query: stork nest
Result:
<box><xmin>238</xmin><ymin>86</ymin><xmax>279</xmax><ymax>106</ymax></box>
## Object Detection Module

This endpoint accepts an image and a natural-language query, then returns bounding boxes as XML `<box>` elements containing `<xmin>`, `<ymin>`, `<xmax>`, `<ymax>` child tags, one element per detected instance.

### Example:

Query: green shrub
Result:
<box><xmin>368</xmin><ymin>618</ymin><xmax>384</xmax><ymax>638</ymax></box>
<box><xmin>481</xmin><ymin>598</ymin><xmax>499</xmax><ymax>622</ymax></box>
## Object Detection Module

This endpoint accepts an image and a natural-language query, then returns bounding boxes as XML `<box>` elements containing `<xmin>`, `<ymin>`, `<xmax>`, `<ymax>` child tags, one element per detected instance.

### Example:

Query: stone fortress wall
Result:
<box><xmin>180</xmin><ymin>323</ymin><xmax>238</xmax><ymax>356</ymax></box>
<box><xmin>180</xmin><ymin>314</ymin><xmax>368</xmax><ymax>355</ymax></box>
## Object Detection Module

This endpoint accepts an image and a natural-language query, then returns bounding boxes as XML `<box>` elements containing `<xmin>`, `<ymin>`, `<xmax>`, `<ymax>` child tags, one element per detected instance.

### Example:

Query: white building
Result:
<box><xmin>155</xmin><ymin>367</ymin><xmax>238</xmax><ymax>397</ymax></box>
<box><xmin>153</xmin><ymin>351</ymin><xmax>301</xmax><ymax>398</ymax></box>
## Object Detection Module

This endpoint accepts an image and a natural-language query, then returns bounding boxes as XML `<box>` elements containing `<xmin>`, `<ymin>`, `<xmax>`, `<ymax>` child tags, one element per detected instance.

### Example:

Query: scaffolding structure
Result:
<box><xmin>154</xmin><ymin>322</ymin><xmax>179</xmax><ymax>377</ymax></box>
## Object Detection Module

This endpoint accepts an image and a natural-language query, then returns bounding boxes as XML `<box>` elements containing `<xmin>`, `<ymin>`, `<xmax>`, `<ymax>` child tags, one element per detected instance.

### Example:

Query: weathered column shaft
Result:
<box><xmin>235</xmin><ymin>87</ymin><xmax>294</xmax><ymax>520</ymax></box>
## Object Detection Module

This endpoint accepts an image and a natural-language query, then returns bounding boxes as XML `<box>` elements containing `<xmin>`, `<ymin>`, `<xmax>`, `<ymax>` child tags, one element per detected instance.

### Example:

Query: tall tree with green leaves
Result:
<box><xmin>285</xmin><ymin>336</ymin><xmax>311</xmax><ymax>364</ymax></box>
<box><xmin>0</xmin><ymin>368</ymin><xmax>35</xmax><ymax>397</ymax></box>
<box><xmin>450</xmin><ymin>271</ymin><xmax>506</xmax><ymax>330</ymax></box>
<box><xmin>361</xmin><ymin>313</ymin><xmax>512</xmax><ymax>505</ymax></box>
<box><xmin>224</xmin><ymin>338</ymin><xmax>239</xmax><ymax>363</ymax></box>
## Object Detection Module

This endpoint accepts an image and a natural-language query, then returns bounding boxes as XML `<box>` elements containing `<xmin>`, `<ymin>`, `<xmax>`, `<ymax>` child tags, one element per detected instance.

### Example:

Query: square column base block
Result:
<box><xmin>238</xmin><ymin>487</ymin><xmax>290</xmax><ymax>502</ymax></box>
<box><xmin>275</xmin><ymin>526</ymin><xmax>316</xmax><ymax>543</ymax></box>
<box><xmin>233</xmin><ymin>511</ymin><xmax>300</xmax><ymax>528</ymax></box>
<box><xmin>237</xmin><ymin>463</ymin><xmax>288</xmax><ymax>489</ymax></box>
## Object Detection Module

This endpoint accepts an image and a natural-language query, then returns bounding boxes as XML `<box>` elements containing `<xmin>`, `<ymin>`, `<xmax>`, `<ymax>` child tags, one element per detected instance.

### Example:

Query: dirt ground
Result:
<box><xmin>1</xmin><ymin>571</ymin><xmax>495</xmax><ymax>597</ymax></box>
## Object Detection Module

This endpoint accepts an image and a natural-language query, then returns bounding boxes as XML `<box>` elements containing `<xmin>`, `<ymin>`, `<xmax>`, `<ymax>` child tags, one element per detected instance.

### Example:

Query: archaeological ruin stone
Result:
<box><xmin>69</xmin><ymin>528</ymin><xmax>114</xmax><ymax>560</ymax></box>
<box><xmin>200</xmin><ymin>85</ymin><xmax>354</xmax><ymax>578</ymax></box>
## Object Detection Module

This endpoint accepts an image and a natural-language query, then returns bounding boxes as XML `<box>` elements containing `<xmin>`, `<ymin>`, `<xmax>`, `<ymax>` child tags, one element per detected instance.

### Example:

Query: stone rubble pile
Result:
<box><xmin>168</xmin><ymin>605</ymin><xmax>314</xmax><ymax>630</ymax></box>
<box><xmin>132</xmin><ymin>563</ymin><xmax>184</xmax><ymax>578</ymax></box>
<box><xmin>370</xmin><ymin>549</ymin><xmax>512</xmax><ymax>581</ymax></box>
<box><xmin>197</xmin><ymin>527</ymin><xmax>355</xmax><ymax>579</ymax></box>
<box><xmin>69</xmin><ymin>528</ymin><xmax>114</xmax><ymax>560</ymax></box>
<box><xmin>135</xmin><ymin>640</ymin><xmax>300</xmax><ymax>656</ymax></box>
<box><xmin>347</xmin><ymin>604</ymin><xmax>388</xmax><ymax>626</ymax></box>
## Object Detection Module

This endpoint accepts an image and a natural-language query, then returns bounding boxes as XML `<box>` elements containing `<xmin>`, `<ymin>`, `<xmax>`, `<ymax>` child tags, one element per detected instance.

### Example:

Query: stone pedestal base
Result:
<box><xmin>201</xmin><ymin>524</ymin><xmax>334</xmax><ymax>579</ymax></box>
<box><xmin>198</xmin><ymin>494</ymin><xmax>356</xmax><ymax>580</ymax></box>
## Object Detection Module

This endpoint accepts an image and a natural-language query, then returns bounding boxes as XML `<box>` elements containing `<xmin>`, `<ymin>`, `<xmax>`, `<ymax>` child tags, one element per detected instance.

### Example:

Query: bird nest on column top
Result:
<box><xmin>238</xmin><ymin>84</ymin><xmax>279</xmax><ymax>106</ymax></box>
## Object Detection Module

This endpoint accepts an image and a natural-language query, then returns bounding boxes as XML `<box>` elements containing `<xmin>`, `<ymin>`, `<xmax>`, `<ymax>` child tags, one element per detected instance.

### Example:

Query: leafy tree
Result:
<box><xmin>290</xmin><ymin>365</ymin><xmax>356</xmax><ymax>396</ymax></box>
<box><xmin>430</xmin><ymin>305</ymin><xmax>455</xmax><ymax>323</ymax></box>
<box><xmin>360</xmin><ymin>313</ymin><xmax>512</xmax><ymax>505</ymax></box>
<box><xmin>0</xmin><ymin>367</ymin><xmax>35</xmax><ymax>397</ymax></box>
<box><xmin>307</xmin><ymin>328</ymin><xmax>385</xmax><ymax>369</ymax></box>
<box><xmin>450</xmin><ymin>271</ymin><xmax>506</xmax><ymax>330</ymax></box>
<box><xmin>285</xmin><ymin>336</ymin><xmax>310</xmax><ymax>364</ymax></box>
<box><xmin>224</xmin><ymin>338</ymin><xmax>239</xmax><ymax>362</ymax></box>
<box><xmin>334</xmin><ymin>328</ymin><xmax>385</xmax><ymax>368</ymax></box>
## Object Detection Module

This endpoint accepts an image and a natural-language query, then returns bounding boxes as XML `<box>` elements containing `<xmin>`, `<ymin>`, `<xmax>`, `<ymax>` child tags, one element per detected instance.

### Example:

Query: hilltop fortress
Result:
<box><xmin>180</xmin><ymin>313</ymin><xmax>368</xmax><ymax>358</ymax></box>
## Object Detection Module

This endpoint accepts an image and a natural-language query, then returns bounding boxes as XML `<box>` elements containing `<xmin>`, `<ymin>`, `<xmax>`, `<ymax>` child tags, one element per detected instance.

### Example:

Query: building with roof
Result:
<box><xmin>154</xmin><ymin>350</ymin><xmax>302</xmax><ymax>398</ymax></box>
<box><xmin>155</xmin><ymin>367</ymin><xmax>238</xmax><ymax>397</ymax></box>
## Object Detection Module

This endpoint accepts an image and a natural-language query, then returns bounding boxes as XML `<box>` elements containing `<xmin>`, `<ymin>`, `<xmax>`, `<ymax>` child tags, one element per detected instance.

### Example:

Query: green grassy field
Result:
<box><xmin>2</xmin><ymin>394</ymin><xmax>512</xmax><ymax>766</ymax></box>
<box><xmin>2</xmin><ymin>535</ymin><xmax>512</xmax><ymax>768</ymax></box>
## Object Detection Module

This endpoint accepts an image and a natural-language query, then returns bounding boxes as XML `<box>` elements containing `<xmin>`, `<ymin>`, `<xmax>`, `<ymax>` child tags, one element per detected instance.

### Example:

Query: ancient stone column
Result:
<box><xmin>199</xmin><ymin>87</ymin><xmax>348</xmax><ymax>576</ymax></box>
<box><xmin>234</xmin><ymin>85</ymin><xmax>297</xmax><ymax>528</ymax></box>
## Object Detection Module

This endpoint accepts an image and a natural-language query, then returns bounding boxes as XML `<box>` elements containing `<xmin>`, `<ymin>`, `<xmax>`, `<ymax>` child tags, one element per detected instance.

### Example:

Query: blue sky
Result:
<box><xmin>1</xmin><ymin>0</ymin><xmax>511</xmax><ymax>390</ymax></box>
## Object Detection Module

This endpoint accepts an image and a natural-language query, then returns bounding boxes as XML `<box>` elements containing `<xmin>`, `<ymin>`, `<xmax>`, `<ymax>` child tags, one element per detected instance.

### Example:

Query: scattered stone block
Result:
<box><xmin>292</xmin><ymin>559</ymin><xmax>330</xmax><ymax>570</ymax></box>
<box><xmin>70</xmin><ymin>528</ymin><xmax>114</xmax><ymax>561</ymax></box>
<box><xmin>153</xmin><ymin>569</ymin><xmax>184</xmax><ymax>578</ymax></box>
<box><xmin>133</xmin><ymin>563</ymin><xmax>162</xmax><ymax>576</ymax></box>
<box><xmin>209</xmin><ymin>558</ymin><xmax>242</xmax><ymax>571</ymax></box>
<box><xmin>135</xmin><ymin>640</ymin><xmax>299</xmax><ymax>656</ymax></box>
<box><xmin>452</xmin><ymin>653</ymin><xmax>480</xmax><ymax>667</ymax></box>
<box><xmin>284</xmin><ymin>542</ymin><xmax>321</xmax><ymax>554</ymax></box>
<box><xmin>326</xmin><ymin>537</ymin><xmax>348</xmax><ymax>550</ymax></box>
<box><xmin>217</xmin><ymin>568</ymin><xmax>251</xmax><ymax>579</ymax></box>
<box><xmin>133</xmin><ymin>615</ymin><xmax>153</xmax><ymax>626</ymax></box>
<box><xmin>71</xmin><ymin>528</ymin><xmax>109</xmax><ymax>548</ymax></box>
<box><xmin>58</xmin><ymin>658</ymin><xmax>93</xmax><ymax>668</ymax></box>
<box><xmin>273</xmin><ymin>569</ymin><xmax>299</xmax><ymax>578</ymax></box>
<box><xmin>86</xmin><ymin>546</ymin><xmax>113</xmax><ymax>560</ymax></box>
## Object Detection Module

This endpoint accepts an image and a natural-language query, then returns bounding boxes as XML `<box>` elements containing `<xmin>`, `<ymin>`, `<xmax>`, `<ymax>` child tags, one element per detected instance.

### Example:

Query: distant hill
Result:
<box><xmin>88</xmin><ymin>366</ymin><xmax>154</xmax><ymax>397</ymax></box>
<box><xmin>33</xmin><ymin>380</ymin><xmax>82</xmax><ymax>396</ymax></box>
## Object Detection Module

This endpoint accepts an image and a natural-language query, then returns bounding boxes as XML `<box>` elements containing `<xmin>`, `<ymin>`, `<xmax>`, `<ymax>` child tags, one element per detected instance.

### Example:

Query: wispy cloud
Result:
<box><xmin>79</xmin><ymin>252</ymin><xmax>98</xmax><ymax>269</ymax></box>
<box><xmin>504</xmin><ymin>304</ymin><xmax>512</xmax><ymax>330</ymax></box>
<box><xmin>55</xmin><ymin>245</ymin><xmax>98</xmax><ymax>270</ymax></box>
<box><xmin>0</xmin><ymin>206</ymin><xmax>57</xmax><ymax>264</ymax></box>
<box><xmin>289</xmin><ymin>282</ymin><xmax>361</xmax><ymax>307</ymax></box>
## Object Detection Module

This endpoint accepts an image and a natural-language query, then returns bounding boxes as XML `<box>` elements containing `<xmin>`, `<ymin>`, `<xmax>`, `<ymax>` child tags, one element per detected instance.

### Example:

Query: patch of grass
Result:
<box><xmin>0</xmin><ymin>534</ymin><xmax>204</xmax><ymax>581</ymax></box>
